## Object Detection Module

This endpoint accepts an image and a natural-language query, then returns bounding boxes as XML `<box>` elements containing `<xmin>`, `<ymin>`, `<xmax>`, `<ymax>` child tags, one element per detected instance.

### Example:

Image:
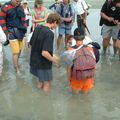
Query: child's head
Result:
<box><xmin>74</xmin><ymin>27</ymin><xmax>85</xmax><ymax>41</ymax></box>
<box><xmin>56</xmin><ymin>0</ymin><xmax>63</xmax><ymax>3</ymax></box>
<box><xmin>66</xmin><ymin>35</ymin><xmax>76</xmax><ymax>48</ymax></box>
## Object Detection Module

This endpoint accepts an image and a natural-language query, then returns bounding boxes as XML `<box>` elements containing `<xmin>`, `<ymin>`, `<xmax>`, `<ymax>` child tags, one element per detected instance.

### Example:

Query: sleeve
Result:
<box><xmin>49</xmin><ymin>3</ymin><xmax>56</xmax><ymax>10</ymax></box>
<box><xmin>42</xmin><ymin>31</ymin><xmax>54</xmax><ymax>52</ymax></box>
<box><xmin>56</xmin><ymin>4</ymin><xmax>64</xmax><ymax>22</ymax></box>
<box><xmin>0</xmin><ymin>26</ymin><xmax>7</xmax><ymax>44</ymax></box>
<box><xmin>31</xmin><ymin>9</ymin><xmax>36</xmax><ymax>18</ymax></box>
<box><xmin>0</xmin><ymin>5</ymin><xmax>7</xmax><ymax>32</ymax></box>
<box><xmin>20</xmin><ymin>7</ymin><xmax>27</xmax><ymax>28</ymax></box>
<box><xmin>101</xmin><ymin>2</ymin><xmax>107</xmax><ymax>13</ymax></box>
<box><xmin>81</xmin><ymin>0</ymin><xmax>88</xmax><ymax>10</ymax></box>
<box><xmin>44</xmin><ymin>8</ymin><xmax>48</xmax><ymax>15</ymax></box>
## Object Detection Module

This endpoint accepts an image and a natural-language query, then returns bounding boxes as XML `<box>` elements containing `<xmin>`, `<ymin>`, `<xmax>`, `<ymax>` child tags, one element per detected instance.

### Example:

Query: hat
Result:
<box><xmin>22</xmin><ymin>0</ymin><xmax>28</xmax><ymax>4</ymax></box>
<box><xmin>58</xmin><ymin>0</ymin><xmax>63</xmax><ymax>2</ymax></box>
<box><xmin>74</xmin><ymin>27</ymin><xmax>85</xmax><ymax>40</ymax></box>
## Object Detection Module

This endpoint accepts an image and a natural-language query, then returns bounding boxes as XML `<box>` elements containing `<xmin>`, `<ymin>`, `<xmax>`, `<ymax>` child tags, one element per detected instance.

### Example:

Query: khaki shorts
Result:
<box><xmin>101</xmin><ymin>24</ymin><xmax>119</xmax><ymax>40</ymax></box>
<box><xmin>9</xmin><ymin>39</ymin><xmax>25</xmax><ymax>54</ymax></box>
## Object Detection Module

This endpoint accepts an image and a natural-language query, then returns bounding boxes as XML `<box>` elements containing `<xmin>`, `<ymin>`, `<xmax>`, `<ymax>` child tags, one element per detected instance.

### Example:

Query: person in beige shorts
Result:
<box><xmin>100</xmin><ymin>0</ymin><xmax>120</xmax><ymax>55</ymax></box>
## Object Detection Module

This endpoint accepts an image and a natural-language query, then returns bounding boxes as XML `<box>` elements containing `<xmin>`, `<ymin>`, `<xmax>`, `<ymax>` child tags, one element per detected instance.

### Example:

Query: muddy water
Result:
<box><xmin>0</xmin><ymin>5</ymin><xmax>120</xmax><ymax>120</ymax></box>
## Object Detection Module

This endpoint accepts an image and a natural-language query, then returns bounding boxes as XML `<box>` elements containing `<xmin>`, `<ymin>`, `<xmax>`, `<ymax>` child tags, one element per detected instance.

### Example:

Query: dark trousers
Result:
<box><xmin>77</xmin><ymin>15</ymin><xmax>85</xmax><ymax>31</ymax></box>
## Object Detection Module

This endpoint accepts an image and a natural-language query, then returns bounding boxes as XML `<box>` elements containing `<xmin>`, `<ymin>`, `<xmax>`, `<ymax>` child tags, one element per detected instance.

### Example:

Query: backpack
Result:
<box><xmin>72</xmin><ymin>45</ymin><xmax>96</xmax><ymax>80</ymax></box>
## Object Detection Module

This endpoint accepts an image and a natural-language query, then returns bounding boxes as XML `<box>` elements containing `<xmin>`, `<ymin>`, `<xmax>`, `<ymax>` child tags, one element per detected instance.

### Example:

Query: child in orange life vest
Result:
<box><xmin>67</xmin><ymin>28</ymin><xmax>96</xmax><ymax>94</ymax></box>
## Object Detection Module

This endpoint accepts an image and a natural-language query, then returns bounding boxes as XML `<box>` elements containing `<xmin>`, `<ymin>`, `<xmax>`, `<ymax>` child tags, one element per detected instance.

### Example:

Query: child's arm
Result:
<box><xmin>66</xmin><ymin>65</ymin><xmax>71</xmax><ymax>81</ymax></box>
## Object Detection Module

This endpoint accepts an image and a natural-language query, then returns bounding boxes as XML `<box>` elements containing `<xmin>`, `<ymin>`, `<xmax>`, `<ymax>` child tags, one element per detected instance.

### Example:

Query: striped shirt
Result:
<box><xmin>0</xmin><ymin>1</ymin><xmax>26</xmax><ymax>33</ymax></box>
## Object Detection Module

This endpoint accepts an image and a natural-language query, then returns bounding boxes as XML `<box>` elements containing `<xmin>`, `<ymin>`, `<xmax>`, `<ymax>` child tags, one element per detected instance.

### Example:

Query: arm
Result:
<box><xmin>0</xmin><ymin>5</ymin><xmax>7</xmax><ymax>33</ymax></box>
<box><xmin>33</xmin><ymin>9</ymin><xmax>48</xmax><ymax>23</ymax></box>
<box><xmin>42</xmin><ymin>51</ymin><xmax>60</xmax><ymax>67</ymax></box>
<box><xmin>49</xmin><ymin>3</ymin><xmax>56</xmax><ymax>10</ymax></box>
<box><xmin>101</xmin><ymin>12</ymin><xmax>114</xmax><ymax>22</ymax></box>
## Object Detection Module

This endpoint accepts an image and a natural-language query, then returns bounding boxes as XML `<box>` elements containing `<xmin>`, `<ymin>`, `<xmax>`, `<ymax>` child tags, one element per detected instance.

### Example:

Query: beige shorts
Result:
<box><xmin>101</xmin><ymin>24</ymin><xmax>119</xmax><ymax>40</ymax></box>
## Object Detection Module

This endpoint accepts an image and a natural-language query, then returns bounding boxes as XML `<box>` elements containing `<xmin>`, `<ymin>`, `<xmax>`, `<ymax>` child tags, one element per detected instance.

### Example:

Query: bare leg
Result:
<box><xmin>42</xmin><ymin>81</ymin><xmax>51</xmax><ymax>92</ymax></box>
<box><xmin>37</xmin><ymin>81</ymin><xmax>43</xmax><ymax>89</ymax></box>
<box><xmin>66</xmin><ymin>66</ymin><xmax>71</xmax><ymax>81</ymax></box>
<box><xmin>65</xmin><ymin>34</ymin><xmax>69</xmax><ymax>49</ymax></box>
<box><xmin>57</xmin><ymin>35</ymin><xmax>62</xmax><ymax>51</ymax></box>
<box><xmin>113</xmin><ymin>39</ymin><xmax>117</xmax><ymax>56</ymax></box>
<box><xmin>13</xmin><ymin>53</ymin><xmax>20</xmax><ymax>74</ymax></box>
<box><xmin>102</xmin><ymin>37</ymin><xmax>110</xmax><ymax>55</ymax></box>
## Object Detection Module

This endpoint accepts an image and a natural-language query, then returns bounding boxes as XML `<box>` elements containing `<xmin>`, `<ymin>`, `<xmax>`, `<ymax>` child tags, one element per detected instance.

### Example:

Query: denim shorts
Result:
<box><xmin>59</xmin><ymin>26</ymin><xmax>71</xmax><ymax>36</ymax></box>
<box><xmin>30</xmin><ymin>68</ymin><xmax>52</xmax><ymax>81</ymax></box>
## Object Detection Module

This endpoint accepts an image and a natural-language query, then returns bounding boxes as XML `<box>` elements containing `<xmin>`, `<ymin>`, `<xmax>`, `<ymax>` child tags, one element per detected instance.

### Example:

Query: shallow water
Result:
<box><xmin>0</xmin><ymin>8</ymin><xmax>120</xmax><ymax>120</ymax></box>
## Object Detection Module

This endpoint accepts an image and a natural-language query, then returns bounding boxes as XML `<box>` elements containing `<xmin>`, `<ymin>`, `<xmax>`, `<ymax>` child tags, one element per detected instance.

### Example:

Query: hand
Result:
<box><xmin>53</xmin><ymin>55</ymin><xmax>61</xmax><ymax>68</ymax></box>
<box><xmin>114</xmin><ymin>20</ymin><xmax>119</xmax><ymax>24</ymax></box>
<box><xmin>32</xmin><ymin>19</ymin><xmax>36</xmax><ymax>23</ymax></box>
<box><xmin>107</xmin><ymin>17</ymin><xmax>114</xmax><ymax>22</ymax></box>
<box><xmin>64</xmin><ymin>18</ymin><xmax>72</xmax><ymax>22</ymax></box>
<box><xmin>83</xmin><ymin>19</ymin><xmax>86</xmax><ymax>24</ymax></box>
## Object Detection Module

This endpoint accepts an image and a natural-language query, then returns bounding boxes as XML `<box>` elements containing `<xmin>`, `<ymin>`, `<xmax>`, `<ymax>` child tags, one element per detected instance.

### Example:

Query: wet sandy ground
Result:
<box><xmin>0</xmin><ymin>9</ymin><xmax>120</xmax><ymax>120</ymax></box>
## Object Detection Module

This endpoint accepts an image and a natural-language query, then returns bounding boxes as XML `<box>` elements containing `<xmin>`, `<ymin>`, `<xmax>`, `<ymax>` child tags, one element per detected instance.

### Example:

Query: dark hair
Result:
<box><xmin>67</xmin><ymin>35</ymin><xmax>73</xmax><ymax>40</ymax></box>
<box><xmin>74</xmin><ymin>27</ymin><xmax>85</xmax><ymax>40</ymax></box>
<box><xmin>34</xmin><ymin>0</ymin><xmax>43</xmax><ymax>8</ymax></box>
<box><xmin>113</xmin><ymin>0</ymin><xmax>120</xmax><ymax>4</ymax></box>
<box><xmin>47</xmin><ymin>13</ymin><xmax>61</xmax><ymax>24</ymax></box>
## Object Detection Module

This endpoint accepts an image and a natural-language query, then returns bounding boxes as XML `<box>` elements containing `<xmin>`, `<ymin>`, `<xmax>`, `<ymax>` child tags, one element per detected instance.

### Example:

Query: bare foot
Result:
<box><xmin>42</xmin><ymin>83</ymin><xmax>50</xmax><ymax>92</ymax></box>
<box><xmin>72</xmin><ymin>90</ymin><xmax>79</xmax><ymax>95</ymax></box>
<box><xmin>37</xmin><ymin>82</ymin><xmax>43</xmax><ymax>89</ymax></box>
<box><xmin>15</xmin><ymin>68</ymin><xmax>20</xmax><ymax>75</ymax></box>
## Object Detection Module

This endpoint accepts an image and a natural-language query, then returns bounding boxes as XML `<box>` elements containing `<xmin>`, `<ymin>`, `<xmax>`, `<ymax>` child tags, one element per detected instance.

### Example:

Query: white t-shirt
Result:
<box><xmin>72</xmin><ymin>0</ymin><xmax>88</xmax><ymax>15</ymax></box>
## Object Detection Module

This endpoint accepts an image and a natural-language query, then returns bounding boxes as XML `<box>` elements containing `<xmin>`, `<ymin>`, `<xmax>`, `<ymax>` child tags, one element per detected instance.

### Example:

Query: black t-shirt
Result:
<box><xmin>30</xmin><ymin>25</ymin><xmax>54</xmax><ymax>69</ymax></box>
<box><xmin>100</xmin><ymin>1</ymin><xmax>120</xmax><ymax>26</ymax></box>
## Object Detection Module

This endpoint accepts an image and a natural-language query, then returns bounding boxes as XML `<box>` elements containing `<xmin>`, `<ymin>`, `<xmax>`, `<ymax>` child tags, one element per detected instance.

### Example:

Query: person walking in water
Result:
<box><xmin>62</xmin><ymin>27</ymin><xmax>96</xmax><ymax>94</ymax></box>
<box><xmin>56</xmin><ymin>0</ymin><xmax>74</xmax><ymax>51</ymax></box>
<box><xmin>100</xmin><ymin>0</ymin><xmax>120</xmax><ymax>55</ymax></box>
<box><xmin>0</xmin><ymin>0</ymin><xmax>27</xmax><ymax>74</ymax></box>
<box><xmin>29</xmin><ymin>13</ymin><xmax>61</xmax><ymax>92</ymax></box>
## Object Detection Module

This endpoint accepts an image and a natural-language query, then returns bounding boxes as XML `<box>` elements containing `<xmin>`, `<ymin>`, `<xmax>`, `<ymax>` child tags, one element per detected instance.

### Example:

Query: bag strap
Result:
<box><xmin>60</xmin><ymin>3</ymin><xmax>72</xmax><ymax>17</ymax></box>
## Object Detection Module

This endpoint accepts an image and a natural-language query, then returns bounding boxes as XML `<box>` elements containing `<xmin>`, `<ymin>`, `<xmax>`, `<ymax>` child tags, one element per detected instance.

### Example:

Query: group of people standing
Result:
<box><xmin>0</xmin><ymin>0</ymin><xmax>120</xmax><ymax>94</ymax></box>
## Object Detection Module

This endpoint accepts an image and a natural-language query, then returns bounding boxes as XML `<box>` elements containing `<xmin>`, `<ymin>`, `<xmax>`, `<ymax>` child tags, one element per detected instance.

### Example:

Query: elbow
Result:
<box><xmin>100</xmin><ymin>12</ymin><xmax>104</xmax><ymax>17</ymax></box>
<box><xmin>42</xmin><ymin>51</ymin><xmax>47</xmax><ymax>57</ymax></box>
